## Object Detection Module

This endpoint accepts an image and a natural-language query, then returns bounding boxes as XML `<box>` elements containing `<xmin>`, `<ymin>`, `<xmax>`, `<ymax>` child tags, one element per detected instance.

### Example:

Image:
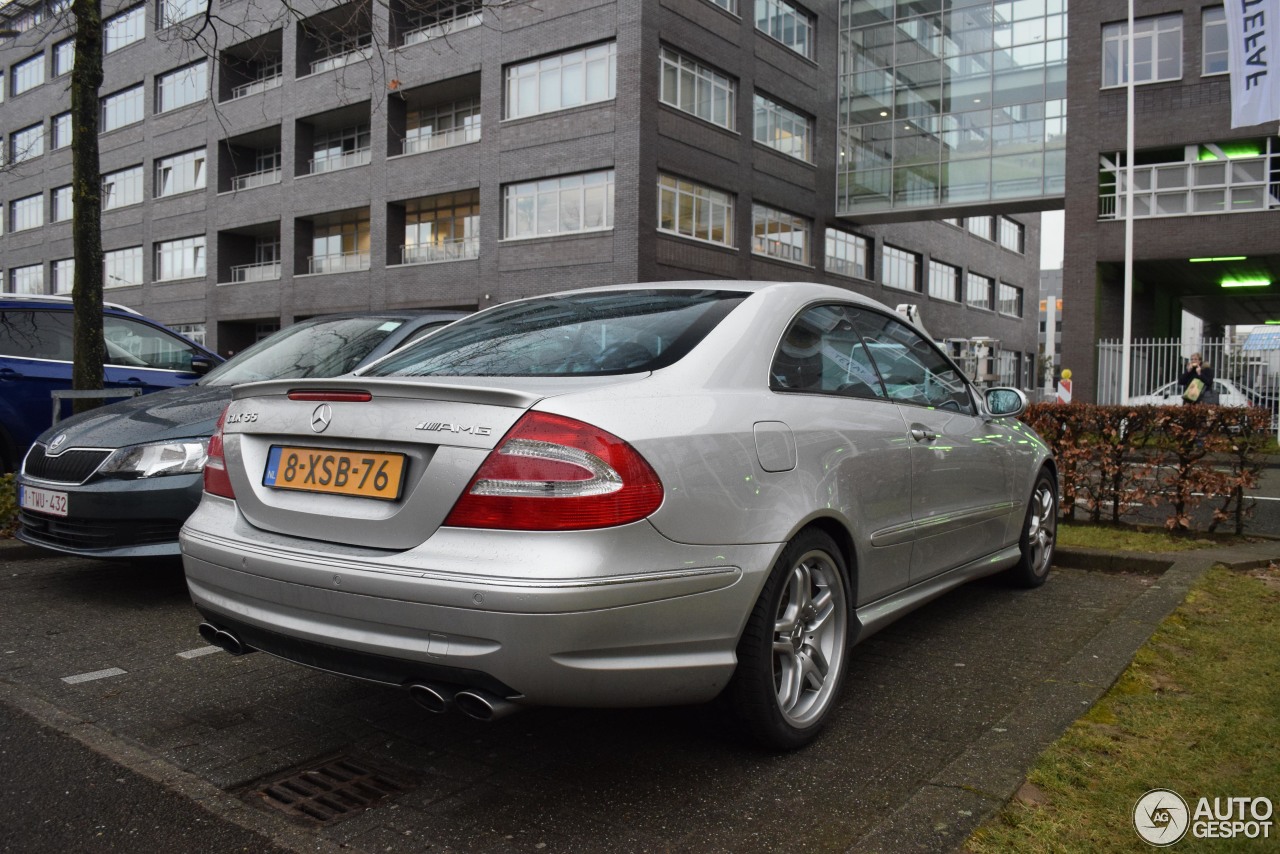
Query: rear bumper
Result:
<box><xmin>181</xmin><ymin>496</ymin><xmax>780</xmax><ymax>707</ymax></box>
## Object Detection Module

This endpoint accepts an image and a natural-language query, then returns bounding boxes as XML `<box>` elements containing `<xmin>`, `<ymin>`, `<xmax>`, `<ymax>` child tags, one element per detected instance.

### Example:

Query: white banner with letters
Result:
<box><xmin>1225</xmin><ymin>0</ymin><xmax>1280</xmax><ymax>127</ymax></box>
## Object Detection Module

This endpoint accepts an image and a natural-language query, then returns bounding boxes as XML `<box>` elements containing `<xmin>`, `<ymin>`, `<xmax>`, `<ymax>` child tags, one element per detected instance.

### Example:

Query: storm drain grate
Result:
<box><xmin>250</xmin><ymin>756</ymin><xmax>411</xmax><ymax>825</ymax></box>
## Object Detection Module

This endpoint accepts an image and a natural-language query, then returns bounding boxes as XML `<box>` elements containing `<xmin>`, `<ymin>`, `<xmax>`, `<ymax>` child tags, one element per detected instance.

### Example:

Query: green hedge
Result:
<box><xmin>0</xmin><ymin>473</ymin><xmax>15</xmax><ymax>537</ymax></box>
<box><xmin>1020</xmin><ymin>403</ymin><xmax>1273</xmax><ymax>533</ymax></box>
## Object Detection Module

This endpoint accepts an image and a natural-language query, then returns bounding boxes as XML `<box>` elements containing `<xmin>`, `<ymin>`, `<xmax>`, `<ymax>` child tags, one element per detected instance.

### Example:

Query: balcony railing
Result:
<box><xmin>402</xmin><ymin>11</ymin><xmax>482</xmax><ymax>47</ymax></box>
<box><xmin>400</xmin><ymin>237</ymin><xmax>479</xmax><ymax>265</ymax></box>
<box><xmin>308</xmin><ymin>148</ymin><xmax>371</xmax><ymax>174</ymax></box>
<box><xmin>402</xmin><ymin>124</ymin><xmax>480</xmax><ymax>155</ymax></box>
<box><xmin>310</xmin><ymin>45</ymin><xmax>372</xmax><ymax>75</ymax></box>
<box><xmin>229</xmin><ymin>260</ymin><xmax>281</xmax><ymax>282</ymax></box>
<box><xmin>308</xmin><ymin>251</ymin><xmax>370</xmax><ymax>274</ymax></box>
<box><xmin>1097</xmin><ymin>154</ymin><xmax>1280</xmax><ymax>220</ymax></box>
<box><xmin>231</xmin><ymin>166</ymin><xmax>282</xmax><ymax>191</ymax></box>
<box><xmin>230</xmin><ymin>73</ymin><xmax>282</xmax><ymax>100</ymax></box>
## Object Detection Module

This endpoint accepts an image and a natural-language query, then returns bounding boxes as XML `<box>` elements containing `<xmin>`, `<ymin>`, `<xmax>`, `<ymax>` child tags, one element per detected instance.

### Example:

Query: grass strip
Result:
<box><xmin>966</xmin><ymin>564</ymin><xmax>1280</xmax><ymax>853</ymax></box>
<box><xmin>1057</xmin><ymin>522</ymin><xmax>1224</xmax><ymax>553</ymax></box>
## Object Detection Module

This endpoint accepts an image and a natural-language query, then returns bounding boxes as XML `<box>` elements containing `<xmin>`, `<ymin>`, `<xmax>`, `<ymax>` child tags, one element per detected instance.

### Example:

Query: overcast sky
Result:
<box><xmin>1041</xmin><ymin>210</ymin><xmax>1064</xmax><ymax>271</ymax></box>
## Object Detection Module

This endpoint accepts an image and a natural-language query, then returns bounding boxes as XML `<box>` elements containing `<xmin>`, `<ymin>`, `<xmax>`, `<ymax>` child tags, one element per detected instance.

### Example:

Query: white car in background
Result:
<box><xmin>1130</xmin><ymin>378</ymin><xmax>1257</xmax><ymax>407</ymax></box>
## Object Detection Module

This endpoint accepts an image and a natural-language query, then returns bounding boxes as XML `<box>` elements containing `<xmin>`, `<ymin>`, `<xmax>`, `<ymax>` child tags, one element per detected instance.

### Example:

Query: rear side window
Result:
<box><xmin>0</xmin><ymin>310</ymin><xmax>75</xmax><ymax>361</ymax></box>
<box><xmin>771</xmin><ymin>304</ymin><xmax>885</xmax><ymax>400</ymax></box>
<box><xmin>366</xmin><ymin>290</ymin><xmax>747</xmax><ymax>377</ymax></box>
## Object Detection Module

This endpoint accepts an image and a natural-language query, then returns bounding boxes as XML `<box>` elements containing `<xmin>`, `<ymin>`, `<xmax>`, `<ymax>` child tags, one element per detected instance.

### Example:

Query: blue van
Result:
<box><xmin>0</xmin><ymin>295</ymin><xmax>220</xmax><ymax>472</ymax></box>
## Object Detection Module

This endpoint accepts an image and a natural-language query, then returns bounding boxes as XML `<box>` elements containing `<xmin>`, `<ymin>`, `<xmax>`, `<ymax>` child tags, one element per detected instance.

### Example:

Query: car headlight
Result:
<box><xmin>98</xmin><ymin>439</ymin><xmax>210</xmax><ymax>479</ymax></box>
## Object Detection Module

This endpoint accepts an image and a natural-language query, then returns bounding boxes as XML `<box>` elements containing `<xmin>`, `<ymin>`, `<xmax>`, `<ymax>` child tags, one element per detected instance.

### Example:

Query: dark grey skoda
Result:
<box><xmin>17</xmin><ymin>312</ymin><xmax>464</xmax><ymax>558</ymax></box>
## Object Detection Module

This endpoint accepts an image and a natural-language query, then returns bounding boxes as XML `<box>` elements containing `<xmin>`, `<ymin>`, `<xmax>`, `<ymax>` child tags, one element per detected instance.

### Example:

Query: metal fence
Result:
<box><xmin>1097</xmin><ymin>337</ymin><xmax>1280</xmax><ymax>430</ymax></box>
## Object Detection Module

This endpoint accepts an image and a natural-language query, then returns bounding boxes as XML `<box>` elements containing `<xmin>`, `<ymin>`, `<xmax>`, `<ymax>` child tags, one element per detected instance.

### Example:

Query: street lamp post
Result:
<box><xmin>1121</xmin><ymin>0</ymin><xmax>1136</xmax><ymax>405</ymax></box>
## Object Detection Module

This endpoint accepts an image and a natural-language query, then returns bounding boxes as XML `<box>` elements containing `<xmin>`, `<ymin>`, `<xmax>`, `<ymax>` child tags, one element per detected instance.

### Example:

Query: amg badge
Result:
<box><xmin>415</xmin><ymin>422</ymin><xmax>492</xmax><ymax>436</ymax></box>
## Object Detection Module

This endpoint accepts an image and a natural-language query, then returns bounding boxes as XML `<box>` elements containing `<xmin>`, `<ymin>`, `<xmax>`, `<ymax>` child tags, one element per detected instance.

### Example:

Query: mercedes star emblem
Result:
<box><xmin>311</xmin><ymin>404</ymin><xmax>333</xmax><ymax>433</ymax></box>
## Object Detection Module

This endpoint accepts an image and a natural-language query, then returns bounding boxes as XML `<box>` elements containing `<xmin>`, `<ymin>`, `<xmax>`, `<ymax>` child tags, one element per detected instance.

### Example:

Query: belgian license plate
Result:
<box><xmin>263</xmin><ymin>446</ymin><xmax>406</xmax><ymax>501</ymax></box>
<box><xmin>19</xmin><ymin>484</ymin><xmax>69</xmax><ymax>517</ymax></box>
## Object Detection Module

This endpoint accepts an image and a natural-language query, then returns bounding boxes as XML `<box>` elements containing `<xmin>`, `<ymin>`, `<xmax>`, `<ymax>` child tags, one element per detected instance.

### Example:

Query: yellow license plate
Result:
<box><xmin>264</xmin><ymin>446</ymin><xmax>406</xmax><ymax>501</ymax></box>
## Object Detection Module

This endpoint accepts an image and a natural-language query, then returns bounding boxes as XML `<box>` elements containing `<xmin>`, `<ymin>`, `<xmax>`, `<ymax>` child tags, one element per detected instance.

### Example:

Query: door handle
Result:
<box><xmin>910</xmin><ymin>426</ymin><xmax>938</xmax><ymax>442</ymax></box>
<box><xmin>117</xmin><ymin>377</ymin><xmax>146</xmax><ymax>386</ymax></box>
<box><xmin>0</xmin><ymin>368</ymin><xmax>21</xmax><ymax>381</ymax></box>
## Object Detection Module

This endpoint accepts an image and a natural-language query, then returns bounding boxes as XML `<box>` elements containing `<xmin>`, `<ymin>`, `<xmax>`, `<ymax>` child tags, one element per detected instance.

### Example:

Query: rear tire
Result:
<box><xmin>727</xmin><ymin>529</ymin><xmax>850</xmax><ymax>750</ymax></box>
<box><xmin>1009</xmin><ymin>469</ymin><xmax>1057</xmax><ymax>588</ymax></box>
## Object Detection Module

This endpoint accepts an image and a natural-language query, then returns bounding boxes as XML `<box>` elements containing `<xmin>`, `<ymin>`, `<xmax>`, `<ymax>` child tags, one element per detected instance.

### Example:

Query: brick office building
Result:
<box><xmin>1</xmin><ymin>0</ymin><xmax>1040</xmax><ymax>382</ymax></box>
<box><xmin>1060</xmin><ymin>0</ymin><xmax>1280</xmax><ymax>402</ymax></box>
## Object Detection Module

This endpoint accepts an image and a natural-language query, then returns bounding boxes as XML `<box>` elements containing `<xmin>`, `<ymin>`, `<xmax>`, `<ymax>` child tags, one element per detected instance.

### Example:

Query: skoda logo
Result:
<box><xmin>48</xmin><ymin>433</ymin><xmax>68</xmax><ymax>452</ymax></box>
<box><xmin>310</xmin><ymin>404</ymin><xmax>333</xmax><ymax>433</ymax></box>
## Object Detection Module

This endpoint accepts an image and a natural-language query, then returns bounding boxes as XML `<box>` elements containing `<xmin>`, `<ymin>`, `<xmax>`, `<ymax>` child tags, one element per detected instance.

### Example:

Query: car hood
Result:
<box><xmin>35</xmin><ymin>385</ymin><xmax>234</xmax><ymax>450</ymax></box>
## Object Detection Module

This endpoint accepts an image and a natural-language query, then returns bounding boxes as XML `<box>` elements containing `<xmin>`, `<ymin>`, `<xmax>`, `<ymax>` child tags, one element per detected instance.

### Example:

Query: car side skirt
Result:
<box><xmin>852</xmin><ymin>544</ymin><xmax>1022</xmax><ymax>643</ymax></box>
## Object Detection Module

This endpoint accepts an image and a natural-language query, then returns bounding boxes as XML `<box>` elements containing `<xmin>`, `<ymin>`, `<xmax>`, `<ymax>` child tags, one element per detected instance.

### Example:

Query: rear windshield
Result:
<box><xmin>201</xmin><ymin>317</ymin><xmax>406</xmax><ymax>386</ymax></box>
<box><xmin>364</xmin><ymin>290</ymin><xmax>746</xmax><ymax>377</ymax></box>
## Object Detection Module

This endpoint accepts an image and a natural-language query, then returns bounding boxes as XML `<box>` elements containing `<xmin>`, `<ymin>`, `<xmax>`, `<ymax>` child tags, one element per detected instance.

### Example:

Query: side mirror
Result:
<box><xmin>189</xmin><ymin>355</ymin><xmax>217</xmax><ymax>376</ymax></box>
<box><xmin>985</xmin><ymin>387</ymin><xmax>1028</xmax><ymax>418</ymax></box>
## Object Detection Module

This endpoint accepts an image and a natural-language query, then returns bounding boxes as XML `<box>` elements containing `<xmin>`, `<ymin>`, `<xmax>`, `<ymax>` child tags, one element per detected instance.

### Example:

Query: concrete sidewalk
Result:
<box><xmin>0</xmin><ymin>537</ymin><xmax>1276</xmax><ymax>853</ymax></box>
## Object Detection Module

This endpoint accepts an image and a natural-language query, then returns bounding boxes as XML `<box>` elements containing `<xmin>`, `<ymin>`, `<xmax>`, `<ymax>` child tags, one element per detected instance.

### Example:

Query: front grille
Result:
<box><xmin>19</xmin><ymin>511</ymin><xmax>184</xmax><ymax>550</ymax></box>
<box><xmin>23</xmin><ymin>445</ymin><xmax>111</xmax><ymax>484</ymax></box>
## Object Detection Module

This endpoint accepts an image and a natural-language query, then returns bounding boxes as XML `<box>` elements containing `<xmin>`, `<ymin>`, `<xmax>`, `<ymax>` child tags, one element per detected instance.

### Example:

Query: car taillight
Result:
<box><xmin>203</xmin><ymin>406</ymin><xmax>235</xmax><ymax>499</ymax></box>
<box><xmin>444</xmin><ymin>411</ymin><xmax>663</xmax><ymax>531</ymax></box>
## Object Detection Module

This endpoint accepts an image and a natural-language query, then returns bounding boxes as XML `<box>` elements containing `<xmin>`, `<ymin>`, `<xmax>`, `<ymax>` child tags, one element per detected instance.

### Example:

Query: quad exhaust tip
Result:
<box><xmin>408</xmin><ymin>683</ymin><xmax>521</xmax><ymax>721</ymax></box>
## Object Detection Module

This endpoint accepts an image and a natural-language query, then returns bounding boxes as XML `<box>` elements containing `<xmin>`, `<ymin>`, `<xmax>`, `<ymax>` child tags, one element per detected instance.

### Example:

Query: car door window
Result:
<box><xmin>0</xmin><ymin>310</ymin><xmax>75</xmax><ymax>361</ymax></box>
<box><xmin>770</xmin><ymin>304</ymin><xmax>886</xmax><ymax>400</ymax></box>
<box><xmin>849</xmin><ymin>310</ymin><xmax>975</xmax><ymax>415</ymax></box>
<box><xmin>102</xmin><ymin>316</ymin><xmax>202</xmax><ymax>371</ymax></box>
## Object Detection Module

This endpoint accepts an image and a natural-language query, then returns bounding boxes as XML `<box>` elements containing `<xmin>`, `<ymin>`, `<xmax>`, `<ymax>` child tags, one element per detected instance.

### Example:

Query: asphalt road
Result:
<box><xmin>3</xmin><ymin>539</ymin><xmax>1248</xmax><ymax>853</ymax></box>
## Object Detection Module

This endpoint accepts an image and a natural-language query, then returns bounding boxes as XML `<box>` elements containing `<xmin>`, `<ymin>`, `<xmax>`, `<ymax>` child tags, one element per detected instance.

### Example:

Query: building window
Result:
<box><xmin>156</xmin><ymin>61</ymin><xmax>208</xmax><ymax>112</ymax></box>
<box><xmin>824</xmin><ymin>228</ymin><xmax>868</xmax><ymax>279</ymax></box>
<box><xmin>752</xmin><ymin>204</ymin><xmax>810</xmax><ymax>265</ymax></box>
<box><xmin>402</xmin><ymin>190</ymin><xmax>480</xmax><ymax>264</ymax></box>
<box><xmin>928</xmin><ymin>260</ymin><xmax>960</xmax><ymax>302</ymax></box>
<box><xmin>12</xmin><ymin>53</ymin><xmax>45</xmax><ymax>96</ymax></box>
<box><xmin>9</xmin><ymin>123</ymin><xmax>44</xmax><ymax>163</ymax></box>
<box><xmin>1202</xmin><ymin>7</ymin><xmax>1228</xmax><ymax>76</ymax></box>
<box><xmin>105</xmin><ymin>6</ymin><xmax>146</xmax><ymax>54</ymax></box>
<box><xmin>657</xmin><ymin>174</ymin><xmax>734</xmax><ymax>247</ymax></box>
<box><xmin>966</xmin><ymin>272</ymin><xmax>994</xmax><ymax>310</ymax></box>
<box><xmin>967</xmin><ymin>215</ymin><xmax>995</xmax><ymax>241</ymax></box>
<box><xmin>101</xmin><ymin>85</ymin><xmax>145</xmax><ymax>131</ymax></box>
<box><xmin>155</xmin><ymin>148</ymin><xmax>207</xmax><ymax>197</ymax></box>
<box><xmin>0</xmin><ymin>71</ymin><xmax>5</xmax><ymax>103</ymax></box>
<box><xmin>1102</xmin><ymin>14</ymin><xmax>1182</xmax><ymax>87</ymax></box>
<box><xmin>941</xmin><ymin>217</ymin><xmax>962</xmax><ymax>228</ymax></box>
<box><xmin>659</xmin><ymin>47</ymin><xmax>736</xmax><ymax>130</ymax></box>
<box><xmin>998</xmin><ymin>282</ymin><xmax>1023</xmax><ymax>317</ymax></box>
<box><xmin>755</xmin><ymin>0</ymin><xmax>813</xmax><ymax>59</ymax></box>
<box><xmin>158</xmin><ymin>0</ymin><xmax>202</xmax><ymax>28</ymax></box>
<box><xmin>9</xmin><ymin>265</ymin><xmax>44</xmax><ymax>295</ymax></box>
<box><xmin>405</xmin><ymin>97</ymin><xmax>481</xmax><ymax>154</ymax></box>
<box><xmin>102</xmin><ymin>165</ymin><xmax>144</xmax><ymax>210</ymax></box>
<box><xmin>706</xmin><ymin>0</ymin><xmax>736</xmax><ymax>11</ymax></box>
<box><xmin>51</xmin><ymin>112</ymin><xmax>72</xmax><ymax>149</ymax></box>
<box><xmin>51</xmin><ymin>185</ymin><xmax>73</xmax><ymax>222</ymax></box>
<box><xmin>52</xmin><ymin>258</ymin><xmax>75</xmax><ymax>294</ymax></box>
<box><xmin>753</xmin><ymin>93</ymin><xmax>811</xmax><ymax>161</ymax></box>
<box><xmin>105</xmin><ymin>246</ymin><xmax>144</xmax><ymax>288</ymax></box>
<box><xmin>53</xmin><ymin>39</ymin><xmax>75</xmax><ymax>76</ymax></box>
<box><xmin>310</xmin><ymin>213</ymin><xmax>371</xmax><ymax>274</ymax></box>
<box><xmin>310</xmin><ymin>125</ymin><xmax>371</xmax><ymax>173</ymax></box>
<box><xmin>998</xmin><ymin>217</ymin><xmax>1024</xmax><ymax>253</ymax></box>
<box><xmin>503</xmin><ymin>169</ymin><xmax>615</xmax><ymax>239</ymax></box>
<box><xmin>10</xmin><ymin>195</ymin><xmax>44</xmax><ymax>232</ymax></box>
<box><xmin>170</xmin><ymin>323</ymin><xmax>206</xmax><ymax>346</ymax></box>
<box><xmin>310</xmin><ymin>30</ymin><xmax>372</xmax><ymax>75</ymax></box>
<box><xmin>155</xmin><ymin>235</ymin><xmax>206</xmax><ymax>281</ymax></box>
<box><xmin>402</xmin><ymin>0</ymin><xmax>482</xmax><ymax>47</ymax></box>
<box><xmin>504</xmin><ymin>42</ymin><xmax>617</xmax><ymax>120</ymax></box>
<box><xmin>882</xmin><ymin>245</ymin><xmax>920</xmax><ymax>292</ymax></box>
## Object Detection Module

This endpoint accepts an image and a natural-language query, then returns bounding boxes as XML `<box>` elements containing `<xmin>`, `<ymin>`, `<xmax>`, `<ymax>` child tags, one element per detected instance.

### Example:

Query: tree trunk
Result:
<box><xmin>69</xmin><ymin>0</ymin><xmax>106</xmax><ymax>415</ymax></box>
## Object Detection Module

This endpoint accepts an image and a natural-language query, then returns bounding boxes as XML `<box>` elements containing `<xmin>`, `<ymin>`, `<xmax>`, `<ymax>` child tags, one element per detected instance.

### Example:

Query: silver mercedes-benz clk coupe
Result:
<box><xmin>182</xmin><ymin>282</ymin><xmax>1056</xmax><ymax>749</ymax></box>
